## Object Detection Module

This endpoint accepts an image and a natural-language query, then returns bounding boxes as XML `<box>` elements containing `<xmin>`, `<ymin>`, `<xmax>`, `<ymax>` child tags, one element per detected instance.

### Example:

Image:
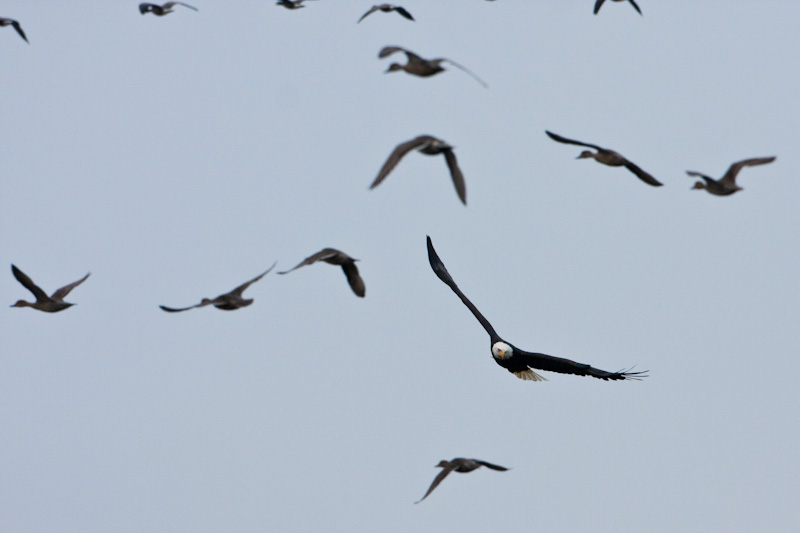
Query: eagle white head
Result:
<box><xmin>492</xmin><ymin>341</ymin><xmax>513</xmax><ymax>360</ymax></box>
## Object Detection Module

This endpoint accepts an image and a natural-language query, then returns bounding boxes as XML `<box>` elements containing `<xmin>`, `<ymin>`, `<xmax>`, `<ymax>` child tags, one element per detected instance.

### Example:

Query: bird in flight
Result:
<box><xmin>159</xmin><ymin>264</ymin><xmax>276</xmax><ymax>312</ymax></box>
<box><xmin>279</xmin><ymin>249</ymin><xmax>365</xmax><ymax>298</ymax></box>
<box><xmin>594</xmin><ymin>0</ymin><xmax>642</xmax><ymax>16</ymax></box>
<box><xmin>10</xmin><ymin>264</ymin><xmax>90</xmax><ymax>313</ymax></box>
<box><xmin>370</xmin><ymin>135</ymin><xmax>466</xmax><ymax>205</ymax></box>
<box><xmin>426</xmin><ymin>237</ymin><xmax>646</xmax><ymax>382</ymax></box>
<box><xmin>0</xmin><ymin>18</ymin><xmax>28</xmax><ymax>43</ymax></box>
<box><xmin>139</xmin><ymin>2</ymin><xmax>198</xmax><ymax>16</ymax></box>
<box><xmin>545</xmin><ymin>130</ymin><xmax>662</xmax><ymax>187</ymax></box>
<box><xmin>416</xmin><ymin>458</ymin><xmax>509</xmax><ymax>504</ymax></box>
<box><xmin>276</xmin><ymin>0</ymin><xmax>315</xmax><ymax>9</ymax></box>
<box><xmin>687</xmin><ymin>157</ymin><xmax>776</xmax><ymax>196</ymax></box>
<box><xmin>358</xmin><ymin>4</ymin><xmax>414</xmax><ymax>23</ymax></box>
<box><xmin>379</xmin><ymin>46</ymin><xmax>488</xmax><ymax>88</ymax></box>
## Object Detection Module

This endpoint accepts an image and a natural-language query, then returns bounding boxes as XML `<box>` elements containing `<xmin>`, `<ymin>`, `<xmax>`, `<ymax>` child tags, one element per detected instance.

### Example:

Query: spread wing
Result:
<box><xmin>10</xmin><ymin>20</ymin><xmax>28</xmax><ymax>42</ymax></box>
<box><xmin>378</xmin><ymin>45</ymin><xmax>423</xmax><ymax>64</ymax></box>
<box><xmin>517</xmin><ymin>348</ymin><xmax>647</xmax><ymax>381</ymax></box>
<box><xmin>357</xmin><ymin>6</ymin><xmax>380</xmax><ymax>22</ymax></box>
<box><xmin>369</xmin><ymin>135</ymin><xmax>433</xmax><ymax>190</ymax></box>
<box><xmin>545</xmin><ymin>130</ymin><xmax>604</xmax><ymax>152</ymax></box>
<box><xmin>628</xmin><ymin>0</ymin><xmax>643</xmax><ymax>15</ymax></box>
<box><xmin>593</xmin><ymin>0</ymin><xmax>607</xmax><ymax>14</ymax></box>
<box><xmin>442</xmin><ymin>149</ymin><xmax>467</xmax><ymax>204</ymax></box>
<box><xmin>475</xmin><ymin>460</ymin><xmax>509</xmax><ymax>471</ymax></box>
<box><xmin>622</xmin><ymin>159</ymin><xmax>662</xmax><ymax>187</ymax></box>
<box><xmin>415</xmin><ymin>464</ymin><xmax>457</xmax><ymax>504</ymax></box>
<box><xmin>11</xmin><ymin>265</ymin><xmax>48</xmax><ymax>302</ymax></box>
<box><xmin>720</xmin><ymin>157</ymin><xmax>776</xmax><ymax>185</ymax></box>
<box><xmin>228</xmin><ymin>263</ymin><xmax>277</xmax><ymax>297</ymax></box>
<box><xmin>51</xmin><ymin>272</ymin><xmax>91</xmax><ymax>300</ymax></box>
<box><xmin>394</xmin><ymin>7</ymin><xmax>414</xmax><ymax>20</ymax></box>
<box><xmin>426</xmin><ymin>236</ymin><xmax>499</xmax><ymax>340</ymax></box>
<box><xmin>159</xmin><ymin>302</ymin><xmax>208</xmax><ymax>313</ymax></box>
<box><xmin>278</xmin><ymin>249</ymin><xmax>342</xmax><ymax>275</ymax></box>
<box><xmin>164</xmin><ymin>2</ymin><xmax>198</xmax><ymax>10</ymax></box>
<box><xmin>440</xmin><ymin>58</ymin><xmax>488</xmax><ymax>88</ymax></box>
<box><xmin>342</xmin><ymin>262</ymin><xmax>365</xmax><ymax>297</ymax></box>
<box><xmin>685</xmin><ymin>170</ymin><xmax>714</xmax><ymax>183</ymax></box>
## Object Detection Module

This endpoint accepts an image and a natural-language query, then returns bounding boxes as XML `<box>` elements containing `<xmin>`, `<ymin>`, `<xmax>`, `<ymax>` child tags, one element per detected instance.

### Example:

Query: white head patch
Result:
<box><xmin>492</xmin><ymin>341</ymin><xmax>513</xmax><ymax>360</ymax></box>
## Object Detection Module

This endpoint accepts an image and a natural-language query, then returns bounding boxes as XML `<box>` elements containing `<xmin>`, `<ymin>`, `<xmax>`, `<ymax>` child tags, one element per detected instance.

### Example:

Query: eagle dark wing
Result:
<box><xmin>516</xmin><ymin>348</ymin><xmax>647</xmax><ymax>381</ymax></box>
<box><xmin>627</xmin><ymin>0</ymin><xmax>643</xmax><ymax>15</ymax></box>
<box><xmin>593</xmin><ymin>0</ymin><xmax>607</xmax><ymax>14</ymax></box>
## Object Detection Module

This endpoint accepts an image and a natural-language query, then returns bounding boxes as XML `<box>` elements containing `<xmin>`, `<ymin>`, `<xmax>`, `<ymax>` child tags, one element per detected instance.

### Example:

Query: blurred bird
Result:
<box><xmin>10</xmin><ymin>264</ymin><xmax>90</xmax><ymax>313</ymax></box>
<box><xmin>370</xmin><ymin>135</ymin><xmax>466</xmax><ymax>205</ymax></box>
<box><xmin>358</xmin><ymin>4</ymin><xmax>414</xmax><ymax>23</ymax></box>
<box><xmin>427</xmin><ymin>237</ymin><xmax>647</xmax><ymax>382</ymax></box>
<box><xmin>594</xmin><ymin>0</ymin><xmax>642</xmax><ymax>15</ymax></box>
<box><xmin>138</xmin><ymin>2</ymin><xmax>198</xmax><ymax>15</ymax></box>
<box><xmin>279</xmin><ymin>249</ymin><xmax>365</xmax><ymax>297</ymax></box>
<box><xmin>159</xmin><ymin>264</ymin><xmax>276</xmax><ymax>312</ymax></box>
<box><xmin>0</xmin><ymin>18</ymin><xmax>27</xmax><ymax>43</ymax></box>
<box><xmin>276</xmin><ymin>0</ymin><xmax>314</xmax><ymax>9</ymax></box>
<box><xmin>379</xmin><ymin>46</ymin><xmax>488</xmax><ymax>88</ymax></box>
<box><xmin>687</xmin><ymin>157</ymin><xmax>776</xmax><ymax>196</ymax></box>
<box><xmin>416</xmin><ymin>458</ymin><xmax>509</xmax><ymax>503</ymax></box>
<box><xmin>545</xmin><ymin>130</ymin><xmax>662</xmax><ymax>187</ymax></box>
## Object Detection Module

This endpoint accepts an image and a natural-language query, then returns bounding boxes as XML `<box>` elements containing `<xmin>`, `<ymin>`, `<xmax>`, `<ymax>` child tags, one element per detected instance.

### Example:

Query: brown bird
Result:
<box><xmin>379</xmin><ymin>46</ymin><xmax>488</xmax><ymax>88</ymax></box>
<box><xmin>159</xmin><ymin>264</ymin><xmax>276</xmax><ymax>312</ymax></box>
<box><xmin>688</xmin><ymin>157</ymin><xmax>776</xmax><ymax>196</ymax></box>
<box><xmin>278</xmin><ymin>249</ymin><xmax>365</xmax><ymax>298</ymax></box>
<box><xmin>545</xmin><ymin>130</ymin><xmax>662</xmax><ymax>187</ymax></box>
<box><xmin>0</xmin><ymin>17</ymin><xmax>28</xmax><ymax>43</ymax></box>
<box><xmin>10</xmin><ymin>264</ymin><xmax>90</xmax><ymax>313</ymax></box>
<box><xmin>416</xmin><ymin>458</ymin><xmax>509</xmax><ymax>503</ymax></box>
<box><xmin>370</xmin><ymin>135</ymin><xmax>466</xmax><ymax>205</ymax></box>
<box><xmin>276</xmin><ymin>0</ymin><xmax>314</xmax><ymax>9</ymax></box>
<box><xmin>138</xmin><ymin>2</ymin><xmax>198</xmax><ymax>15</ymax></box>
<box><xmin>358</xmin><ymin>4</ymin><xmax>414</xmax><ymax>23</ymax></box>
<box><xmin>594</xmin><ymin>0</ymin><xmax>642</xmax><ymax>15</ymax></box>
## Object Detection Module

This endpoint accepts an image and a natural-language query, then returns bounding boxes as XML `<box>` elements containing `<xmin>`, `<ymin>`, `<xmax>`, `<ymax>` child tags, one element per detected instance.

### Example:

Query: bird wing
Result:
<box><xmin>341</xmin><ymin>262</ymin><xmax>366</xmax><ymax>297</ymax></box>
<box><xmin>369</xmin><ymin>136</ymin><xmax>432</xmax><ymax>190</ymax></box>
<box><xmin>721</xmin><ymin>156</ymin><xmax>776</xmax><ymax>185</ymax></box>
<box><xmin>415</xmin><ymin>464</ymin><xmax>457</xmax><ymax>504</ymax></box>
<box><xmin>51</xmin><ymin>272</ymin><xmax>90</xmax><ymax>300</ymax></box>
<box><xmin>475</xmin><ymin>460</ymin><xmax>509</xmax><ymax>471</ymax></box>
<box><xmin>159</xmin><ymin>303</ymin><xmax>204</xmax><ymax>313</ymax></box>
<box><xmin>517</xmin><ymin>348</ymin><xmax>647</xmax><ymax>381</ymax></box>
<box><xmin>593</xmin><ymin>0</ymin><xmax>607</xmax><ymax>14</ymax></box>
<box><xmin>685</xmin><ymin>170</ymin><xmax>714</xmax><ymax>183</ymax></box>
<box><xmin>628</xmin><ymin>0</ymin><xmax>643</xmax><ymax>15</ymax></box>
<box><xmin>439</xmin><ymin>58</ymin><xmax>489</xmax><ymax>88</ymax></box>
<box><xmin>622</xmin><ymin>159</ymin><xmax>662</xmax><ymax>187</ymax></box>
<box><xmin>426</xmin><ymin>236</ymin><xmax>500</xmax><ymax>340</ymax></box>
<box><xmin>545</xmin><ymin>131</ymin><xmax>604</xmax><ymax>151</ymax></box>
<box><xmin>378</xmin><ymin>45</ymin><xmax>423</xmax><ymax>63</ymax></box>
<box><xmin>442</xmin><ymin>149</ymin><xmax>467</xmax><ymax>204</ymax></box>
<box><xmin>11</xmin><ymin>20</ymin><xmax>28</xmax><ymax>42</ymax></box>
<box><xmin>277</xmin><ymin>249</ymin><xmax>341</xmax><ymax>275</ymax></box>
<box><xmin>395</xmin><ymin>7</ymin><xmax>415</xmax><ymax>21</ymax></box>
<box><xmin>228</xmin><ymin>262</ymin><xmax>277</xmax><ymax>297</ymax></box>
<box><xmin>11</xmin><ymin>265</ymin><xmax>49</xmax><ymax>302</ymax></box>
<box><xmin>357</xmin><ymin>6</ymin><xmax>379</xmax><ymax>22</ymax></box>
<box><xmin>164</xmin><ymin>2</ymin><xmax>199</xmax><ymax>10</ymax></box>
<box><xmin>138</xmin><ymin>4</ymin><xmax>154</xmax><ymax>14</ymax></box>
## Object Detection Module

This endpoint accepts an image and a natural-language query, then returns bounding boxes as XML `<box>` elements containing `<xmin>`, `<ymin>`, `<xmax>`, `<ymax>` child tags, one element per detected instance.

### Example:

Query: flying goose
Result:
<box><xmin>370</xmin><ymin>135</ymin><xmax>466</xmax><ymax>205</ymax></box>
<box><xmin>358</xmin><ymin>5</ymin><xmax>414</xmax><ymax>23</ymax></box>
<box><xmin>10</xmin><ymin>264</ymin><xmax>90</xmax><ymax>313</ymax></box>
<box><xmin>379</xmin><ymin>46</ymin><xmax>488</xmax><ymax>88</ymax></box>
<box><xmin>687</xmin><ymin>157</ymin><xmax>776</xmax><ymax>196</ymax></box>
<box><xmin>416</xmin><ymin>458</ymin><xmax>509</xmax><ymax>504</ymax></box>
<box><xmin>160</xmin><ymin>264</ymin><xmax>276</xmax><ymax>312</ymax></box>
<box><xmin>426</xmin><ymin>237</ymin><xmax>646</xmax><ymax>382</ymax></box>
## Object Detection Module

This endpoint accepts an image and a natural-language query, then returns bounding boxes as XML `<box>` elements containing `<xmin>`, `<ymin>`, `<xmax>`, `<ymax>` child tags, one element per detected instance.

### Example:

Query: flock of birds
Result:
<box><xmin>3</xmin><ymin>0</ymin><xmax>779</xmax><ymax>504</ymax></box>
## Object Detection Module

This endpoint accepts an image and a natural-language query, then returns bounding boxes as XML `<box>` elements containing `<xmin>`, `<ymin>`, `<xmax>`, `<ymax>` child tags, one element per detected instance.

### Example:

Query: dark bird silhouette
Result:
<box><xmin>379</xmin><ymin>46</ymin><xmax>488</xmax><ymax>88</ymax></box>
<box><xmin>426</xmin><ymin>237</ymin><xmax>646</xmax><ymax>382</ymax></box>
<box><xmin>279</xmin><ymin>249</ymin><xmax>365</xmax><ymax>298</ymax></box>
<box><xmin>358</xmin><ymin>4</ymin><xmax>414</xmax><ymax>23</ymax></box>
<box><xmin>370</xmin><ymin>135</ymin><xmax>466</xmax><ymax>205</ymax></box>
<box><xmin>276</xmin><ymin>0</ymin><xmax>314</xmax><ymax>9</ymax></box>
<box><xmin>159</xmin><ymin>264</ymin><xmax>276</xmax><ymax>312</ymax></box>
<box><xmin>545</xmin><ymin>130</ymin><xmax>662</xmax><ymax>187</ymax></box>
<box><xmin>139</xmin><ymin>2</ymin><xmax>198</xmax><ymax>15</ymax></box>
<box><xmin>687</xmin><ymin>157</ymin><xmax>776</xmax><ymax>196</ymax></box>
<box><xmin>594</xmin><ymin>0</ymin><xmax>642</xmax><ymax>15</ymax></box>
<box><xmin>416</xmin><ymin>458</ymin><xmax>509</xmax><ymax>504</ymax></box>
<box><xmin>0</xmin><ymin>18</ymin><xmax>28</xmax><ymax>43</ymax></box>
<box><xmin>10</xmin><ymin>264</ymin><xmax>90</xmax><ymax>313</ymax></box>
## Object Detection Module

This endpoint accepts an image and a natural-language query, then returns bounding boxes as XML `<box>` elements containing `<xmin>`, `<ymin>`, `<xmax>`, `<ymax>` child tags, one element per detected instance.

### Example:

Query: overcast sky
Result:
<box><xmin>2</xmin><ymin>1</ymin><xmax>799</xmax><ymax>532</ymax></box>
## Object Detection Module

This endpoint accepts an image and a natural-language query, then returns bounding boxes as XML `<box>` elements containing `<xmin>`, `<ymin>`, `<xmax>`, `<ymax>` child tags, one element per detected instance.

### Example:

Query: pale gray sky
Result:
<box><xmin>2</xmin><ymin>2</ymin><xmax>799</xmax><ymax>532</ymax></box>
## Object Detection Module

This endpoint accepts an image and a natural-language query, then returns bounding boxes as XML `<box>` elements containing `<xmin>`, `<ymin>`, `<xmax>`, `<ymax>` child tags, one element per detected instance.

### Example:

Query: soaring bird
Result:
<box><xmin>545</xmin><ymin>130</ymin><xmax>662</xmax><ymax>187</ymax></box>
<box><xmin>370</xmin><ymin>135</ymin><xmax>466</xmax><ymax>205</ymax></box>
<box><xmin>138</xmin><ymin>2</ymin><xmax>198</xmax><ymax>15</ymax></box>
<box><xmin>278</xmin><ymin>249</ymin><xmax>365</xmax><ymax>298</ymax></box>
<box><xmin>687</xmin><ymin>157</ymin><xmax>776</xmax><ymax>196</ymax></box>
<box><xmin>0</xmin><ymin>18</ymin><xmax>28</xmax><ymax>43</ymax></box>
<box><xmin>159</xmin><ymin>264</ymin><xmax>276</xmax><ymax>312</ymax></box>
<box><xmin>378</xmin><ymin>46</ymin><xmax>488</xmax><ymax>88</ymax></box>
<box><xmin>426</xmin><ymin>237</ymin><xmax>646</xmax><ymax>382</ymax></box>
<box><xmin>10</xmin><ymin>264</ymin><xmax>90</xmax><ymax>313</ymax></box>
<box><xmin>358</xmin><ymin>4</ymin><xmax>414</xmax><ymax>23</ymax></box>
<box><xmin>276</xmin><ymin>0</ymin><xmax>314</xmax><ymax>9</ymax></box>
<box><xmin>594</xmin><ymin>0</ymin><xmax>642</xmax><ymax>16</ymax></box>
<box><xmin>416</xmin><ymin>458</ymin><xmax>509</xmax><ymax>504</ymax></box>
